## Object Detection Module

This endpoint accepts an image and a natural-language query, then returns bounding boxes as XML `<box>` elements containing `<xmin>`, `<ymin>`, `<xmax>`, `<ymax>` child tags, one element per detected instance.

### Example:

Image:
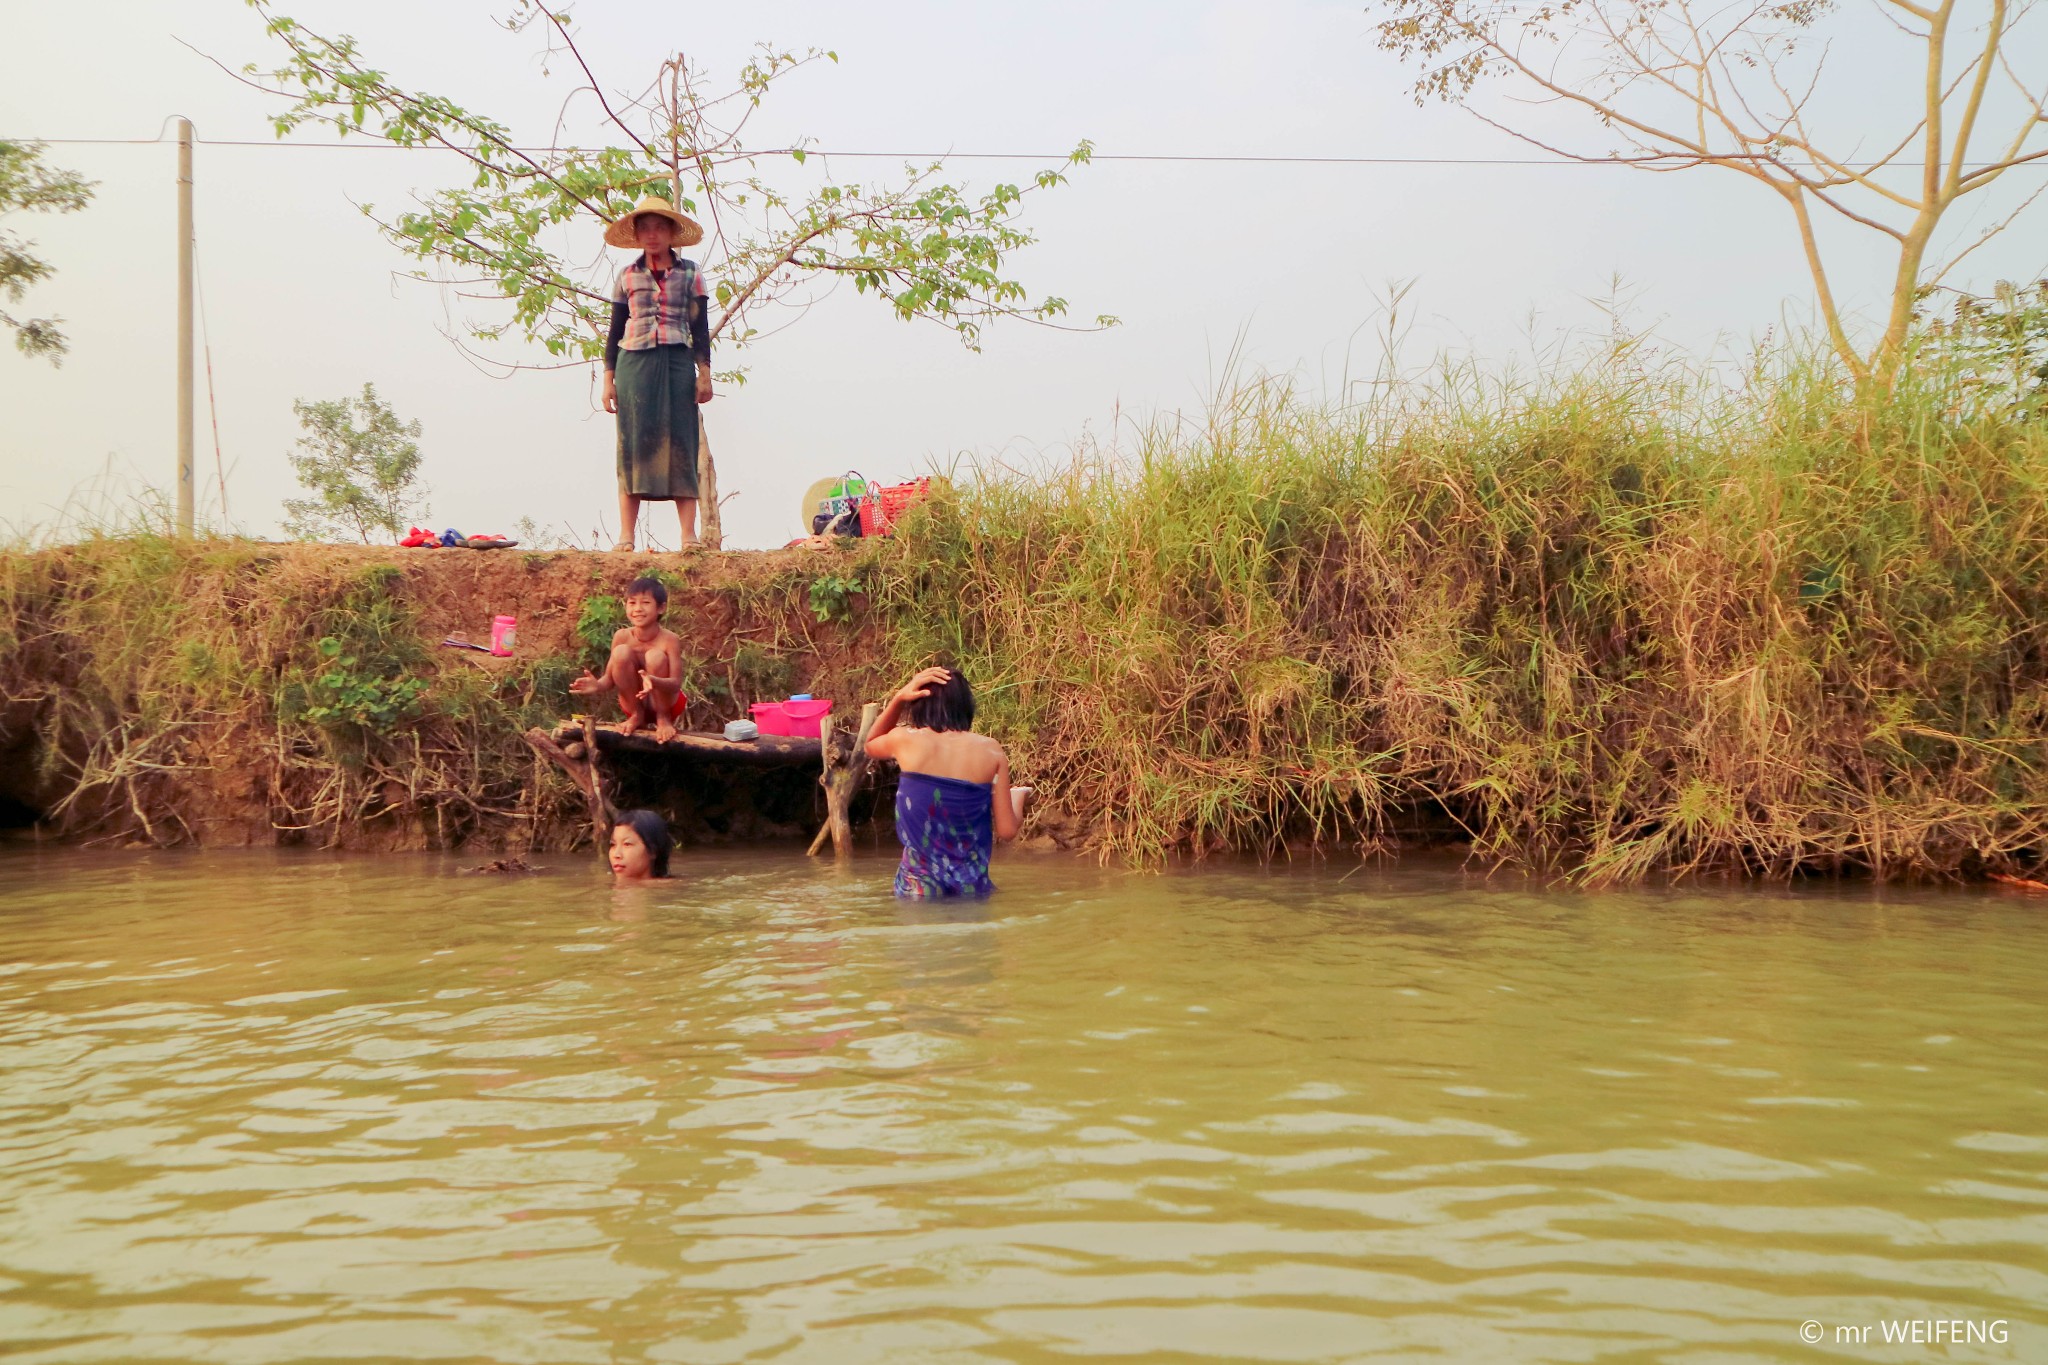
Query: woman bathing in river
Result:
<box><xmin>601</xmin><ymin>195</ymin><xmax>713</xmax><ymax>553</ymax></box>
<box><xmin>864</xmin><ymin>667</ymin><xmax>1031</xmax><ymax>899</ymax></box>
<box><xmin>608</xmin><ymin>810</ymin><xmax>674</xmax><ymax>884</ymax></box>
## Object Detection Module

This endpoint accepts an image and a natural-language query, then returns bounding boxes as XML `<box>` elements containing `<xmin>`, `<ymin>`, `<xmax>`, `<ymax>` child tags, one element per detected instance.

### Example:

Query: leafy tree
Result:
<box><xmin>0</xmin><ymin>140</ymin><xmax>95</xmax><ymax>364</ymax></box>
<box><xmin>1369</xmin><ymin>0</ymin><xmax>2048</xmax><ymax>385</ymax></box>
<box><xmin>234</xmin><ymin>1</ymin><xmax>1113</xmax><ymax>546</ymax></box>
<box><xmin>284</xmin><ymin>383</ymin><xmax>429</xmax><ymax>544</ymax></box>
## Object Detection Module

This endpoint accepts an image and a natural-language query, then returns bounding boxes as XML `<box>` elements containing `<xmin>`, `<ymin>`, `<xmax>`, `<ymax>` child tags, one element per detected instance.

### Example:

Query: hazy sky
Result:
<box><xmin>6</xmin><ymin>1</ymin><xmax>2047</xmax><ymax>549</ymax></box>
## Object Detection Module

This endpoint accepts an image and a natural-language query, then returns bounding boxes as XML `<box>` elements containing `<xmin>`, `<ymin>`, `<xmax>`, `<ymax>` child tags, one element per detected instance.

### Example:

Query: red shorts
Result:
<box><xmin>623</xmin><ymin>690</ymin><xmax>686</xmax><ymax>719</ymax></box>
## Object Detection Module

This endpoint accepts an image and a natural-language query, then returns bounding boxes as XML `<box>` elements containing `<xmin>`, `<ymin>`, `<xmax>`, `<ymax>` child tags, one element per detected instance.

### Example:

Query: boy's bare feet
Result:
<box><xmin>618</xmin><ymin>710</ymin><xmax>643</xmax><ymax>737</ymax></box>
<box><xmin>612</xmin><ymin>539</ymin><xmax>634</xmax><ymax>553</ymax></box>
<box><xmin>653</xmin><ymin>714</ymin><xmax>678</xmax><ymax>743</ymax></box>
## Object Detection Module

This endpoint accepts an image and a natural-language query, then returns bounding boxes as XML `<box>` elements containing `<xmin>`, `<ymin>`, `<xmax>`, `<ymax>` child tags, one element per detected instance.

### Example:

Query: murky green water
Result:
<box><xmin>0</xmin><ymin>847</ymin><xmax>2043</xmax><ymax>1363</ymax></box>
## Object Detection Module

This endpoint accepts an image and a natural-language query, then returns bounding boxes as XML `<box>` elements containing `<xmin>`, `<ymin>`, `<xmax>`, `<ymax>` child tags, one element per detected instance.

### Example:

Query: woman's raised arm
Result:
<box><xmin>865</xmin><ymin>667</ymin><xmax>952</xmax><ymax>760</ymax></box>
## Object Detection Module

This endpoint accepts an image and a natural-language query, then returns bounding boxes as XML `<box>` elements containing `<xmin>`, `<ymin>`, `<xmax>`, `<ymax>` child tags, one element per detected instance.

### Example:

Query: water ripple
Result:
<box><xmin>0</xmin><ymin>849</ymin><xmax>2043</xmax><ymax>1361</ymax></box>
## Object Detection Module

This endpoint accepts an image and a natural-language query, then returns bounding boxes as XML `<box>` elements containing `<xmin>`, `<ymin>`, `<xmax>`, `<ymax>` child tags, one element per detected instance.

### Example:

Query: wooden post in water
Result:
<box><xmin>581</xmin><ymin>713</ymin><xmax>616</xmax><ymax>845</ymax></box>
<box><xmin>521</xmin><ymin>719</ymin><xmax>617</xmax><ymax>850</ymax></box>
<box><xmin>810</xmin><ymin>701</ymin><xmax>883</xmax><ymax>857</ymax></box>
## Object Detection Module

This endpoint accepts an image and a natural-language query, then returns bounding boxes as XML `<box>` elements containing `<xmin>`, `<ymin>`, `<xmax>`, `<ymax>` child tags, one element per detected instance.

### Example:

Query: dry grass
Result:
<box><xmin>874</xmin><ymin>349</ymin><xmax>2048</xmax><ymax>880</ymax></box>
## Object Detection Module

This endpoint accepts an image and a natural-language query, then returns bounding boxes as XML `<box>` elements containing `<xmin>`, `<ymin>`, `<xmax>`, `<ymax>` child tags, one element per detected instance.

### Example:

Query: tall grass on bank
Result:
<box><xmin>876</xmin><ymin>349</ymin><xmax>2048</xmax><ymax>880</ymax></box>
<box><xmin>9</xmin><ymin>344</ymin><xmax>2048</xmax><ymax>879</ymax></box>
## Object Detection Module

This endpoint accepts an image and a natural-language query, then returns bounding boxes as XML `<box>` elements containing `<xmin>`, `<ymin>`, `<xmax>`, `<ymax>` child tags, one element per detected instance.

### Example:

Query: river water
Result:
<box><xmin>0</xmin><ymin>847</ymin><xmax>2042</xmax><ymax>1363</ymax></box>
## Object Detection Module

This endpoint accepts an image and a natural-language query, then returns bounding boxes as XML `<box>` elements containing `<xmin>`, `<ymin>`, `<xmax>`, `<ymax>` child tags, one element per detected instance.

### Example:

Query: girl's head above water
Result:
<box><xmin>904</xmin><ymin>666</ymin><xmax>975</xmax><ymax>733</ymax></box>
<box><xmin>608</xmin><ymin>810</ymin><xmax>674</xmax><ymax>880</ymax></box>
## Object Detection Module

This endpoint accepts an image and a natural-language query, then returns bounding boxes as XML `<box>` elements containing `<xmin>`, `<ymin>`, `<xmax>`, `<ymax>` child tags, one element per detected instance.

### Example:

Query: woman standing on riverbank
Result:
<box><xmin>602</xmin><ymin>195</ymin><xmax>713</xmax><ymax>552</ymax></box>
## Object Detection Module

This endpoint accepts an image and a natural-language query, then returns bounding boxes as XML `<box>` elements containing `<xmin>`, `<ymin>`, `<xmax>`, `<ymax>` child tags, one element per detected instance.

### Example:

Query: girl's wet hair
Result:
<box><xmin>624</xmin><ymin>576</ymin><xmax>668</xmax><ymax>611</ymax></box>
<box><xmin>614</xmin><ymin>809</ymin><xmax>673</xmax><ymax>876</ymax></box>
<box><xmin>905</xmin><ymin>668</ymin><xmax>976</xmax><ymax>733</ymax></box>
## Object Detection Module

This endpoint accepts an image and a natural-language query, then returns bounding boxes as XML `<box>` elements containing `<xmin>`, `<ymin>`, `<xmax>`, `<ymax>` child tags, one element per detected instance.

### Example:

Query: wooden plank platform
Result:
<box><xmin>546</xmin><ymin>720</ymin><xmax>823</xmax><ymax>767</ymax></box>
<box><xmin>528</xmin><ymin>703</ymin><xmax>884</xmax><ymax>856</ymax></box>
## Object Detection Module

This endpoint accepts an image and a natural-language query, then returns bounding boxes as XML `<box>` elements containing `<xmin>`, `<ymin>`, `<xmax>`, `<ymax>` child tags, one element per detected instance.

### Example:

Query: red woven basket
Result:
<box><xmin>859</xmin><ymin>477</ymin><xmax>932</xmax><ymax>536</ymax></box>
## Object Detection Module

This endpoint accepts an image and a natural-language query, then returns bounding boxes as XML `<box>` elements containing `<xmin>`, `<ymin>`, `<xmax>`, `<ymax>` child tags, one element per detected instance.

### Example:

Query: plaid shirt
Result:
<box><xmin>612</xmin><ymin>253</ymin><xmax>708</xmax><ymax>351</ymax></box>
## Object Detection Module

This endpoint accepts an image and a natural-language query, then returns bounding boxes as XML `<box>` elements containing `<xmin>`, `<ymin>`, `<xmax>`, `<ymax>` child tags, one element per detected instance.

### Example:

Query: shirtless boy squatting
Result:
<box><xmin>570</xmin><ymin>575</ymin><xmax>685</xmax><ymax>741</ymax></box>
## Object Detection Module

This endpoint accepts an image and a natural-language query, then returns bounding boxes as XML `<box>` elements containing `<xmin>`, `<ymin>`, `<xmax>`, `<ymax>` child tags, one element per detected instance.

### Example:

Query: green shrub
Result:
<box><xmin>808</xmin><ymin>572</ymin><xmax>861</xmax><ymax>623</ymax></box>
<box><xmin>299</xmin><ymin>636</ymin><xmax>428</xmax><ymax>730</ymax></box>
<box><xmin>575</xmin><ymin>594</ymin><xmax>625</xmax><ymax>668</ymax></box>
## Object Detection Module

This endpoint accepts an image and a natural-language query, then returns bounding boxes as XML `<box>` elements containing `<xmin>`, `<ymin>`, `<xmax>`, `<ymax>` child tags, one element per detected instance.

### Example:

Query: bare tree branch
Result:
<box><xmin>1371</xmin><ymin>0</ymin><xmax>2048</xmax><ymax>381</ymax></box>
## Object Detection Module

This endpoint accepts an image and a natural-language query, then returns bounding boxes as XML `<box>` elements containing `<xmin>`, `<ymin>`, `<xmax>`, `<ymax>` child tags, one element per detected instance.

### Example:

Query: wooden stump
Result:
<box><xmin>523</xmin><ymin>721</ymin><xmax>617</xmax><ymax>848</ymax></box>
<box><xmin>809</xmin><ymin>701</ymin><xmax>882</xmax><ymax>858</ymax></box>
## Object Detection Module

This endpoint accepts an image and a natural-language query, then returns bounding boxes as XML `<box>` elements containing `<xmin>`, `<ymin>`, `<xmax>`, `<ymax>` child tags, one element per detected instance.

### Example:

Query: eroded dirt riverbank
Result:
<box><xmin>0</xmin><ymin>540</ymin><xmax>916</xmax><ymax>851</ymax></box>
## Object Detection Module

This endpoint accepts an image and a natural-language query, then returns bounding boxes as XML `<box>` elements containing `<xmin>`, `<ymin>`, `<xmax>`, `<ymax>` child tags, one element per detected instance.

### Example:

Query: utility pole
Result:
<box><xmin>176</xmin><ymin>117</ymin><xmax>195</xmax><ymax>537</ymax></box>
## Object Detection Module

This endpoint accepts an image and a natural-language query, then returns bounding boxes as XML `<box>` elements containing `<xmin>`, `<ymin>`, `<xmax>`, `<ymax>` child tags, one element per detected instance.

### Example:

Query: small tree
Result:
<box><xmin>1922</xmin><ymin>278</ymin><xmax>2048</xmax><ymax>413</ymax></box>
<box><xmin>284</xmin><ymin>383</ymin><xmax>429</xmax><ymax>544</ymax></box>
<box><xmin>0</xmin><ymin>140</ymin><xmax>95</xmax><ymax>364</ymax></box>
<box><xmin>233</xmin><ymin>2</ymin><xmax>1113</xmax><ymax>546</ymax></box>
<box><xmin>1369</xmin><ymin>0</ymin><xmax>2048</xmax><ymax>385</ymax></box>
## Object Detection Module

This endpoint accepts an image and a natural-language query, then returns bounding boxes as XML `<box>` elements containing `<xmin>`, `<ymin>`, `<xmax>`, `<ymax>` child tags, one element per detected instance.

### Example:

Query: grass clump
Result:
<box><xmin>731</xmin><ymin>641</ymin><xmax>799</xmax><ymax>699</ymax></box>
<box><xmin>874</xmin><ymin>347</ymin><xmax>2048</xmax><ymax>880</ymax></box>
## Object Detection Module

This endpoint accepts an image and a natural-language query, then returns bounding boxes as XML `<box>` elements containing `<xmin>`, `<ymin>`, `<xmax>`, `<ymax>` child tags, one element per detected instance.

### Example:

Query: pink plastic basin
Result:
<box><xmin>748</xmin><ymin>699</ymin><xmax>835</xmax><ymax>736</ymax></box>
<box><xmin>780</xmin><ymin>699</ymin><xmax>834</xmax><ymax>734</ymax></box>
<box><xmin>750</xmin><ymin>702</ymin><xmax>796</xmax><ymax>737</ymax></box>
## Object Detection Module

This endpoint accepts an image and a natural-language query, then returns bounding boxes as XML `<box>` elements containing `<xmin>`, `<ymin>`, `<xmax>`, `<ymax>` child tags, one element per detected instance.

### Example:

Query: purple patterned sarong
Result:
<box><xmin>893</xmin><ymin>772</ymin><xmax>995</xmax><ymax>899</ymax></box>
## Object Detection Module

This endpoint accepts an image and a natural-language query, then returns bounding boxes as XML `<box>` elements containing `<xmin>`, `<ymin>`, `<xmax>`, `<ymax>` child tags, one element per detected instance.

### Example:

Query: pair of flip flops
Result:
<box><xmin>402</xmin><ymin>527</ymin><xmax>519</xmax><ymax>550</ymax></box>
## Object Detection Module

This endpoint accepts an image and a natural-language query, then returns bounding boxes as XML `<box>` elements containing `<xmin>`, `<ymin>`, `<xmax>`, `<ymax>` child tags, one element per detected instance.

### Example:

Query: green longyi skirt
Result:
<box><xmin>614</xmin><ymin>343</ymin><xmax>700</xmax><ymax>500</ymax></box>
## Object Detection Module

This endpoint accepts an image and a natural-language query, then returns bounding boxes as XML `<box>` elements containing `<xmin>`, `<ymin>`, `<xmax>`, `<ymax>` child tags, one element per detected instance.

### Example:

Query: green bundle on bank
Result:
<box><xmin>875</xmin><ymin>351</ymin><xmax>2048</xmax><ymax>880</ymax></box>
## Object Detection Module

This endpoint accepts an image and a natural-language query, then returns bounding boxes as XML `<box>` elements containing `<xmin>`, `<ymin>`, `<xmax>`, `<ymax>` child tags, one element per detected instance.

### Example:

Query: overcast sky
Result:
<box><xmin>6</xmin><ymin>1</ymin><xmax>2048</xmax><ymax>549</ymax></box>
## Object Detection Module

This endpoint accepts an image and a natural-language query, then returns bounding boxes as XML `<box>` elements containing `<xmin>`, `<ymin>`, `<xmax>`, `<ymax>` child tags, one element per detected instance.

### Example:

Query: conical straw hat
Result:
<box><xmin>605</xmin><ymin>195</ymin><xmax>704</xmax><ymax>248</ymax></box>
<box><xmin>800</xmin><ymin>477</ymin><xmax>840</xmax><ymax>529</ymax></box>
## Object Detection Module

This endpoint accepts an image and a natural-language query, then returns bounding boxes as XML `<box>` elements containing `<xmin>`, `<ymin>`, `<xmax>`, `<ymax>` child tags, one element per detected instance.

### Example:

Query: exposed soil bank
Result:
<box><xmin>0</xmin><ymin>540</ymin><xmax>914</xmax><ymax>852</ymax></box>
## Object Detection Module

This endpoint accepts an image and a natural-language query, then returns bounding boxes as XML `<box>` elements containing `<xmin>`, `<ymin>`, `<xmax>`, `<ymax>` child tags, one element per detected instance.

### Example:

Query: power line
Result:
<box><xmin>2</xmin><ymin>135</ymin><xmax>1622</xmax><ymax>164</ymax></box>
<box><xmin>10</xmin><ymin>134</ymin><xmax>2037</xmax><ymax>171</ymax></box>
